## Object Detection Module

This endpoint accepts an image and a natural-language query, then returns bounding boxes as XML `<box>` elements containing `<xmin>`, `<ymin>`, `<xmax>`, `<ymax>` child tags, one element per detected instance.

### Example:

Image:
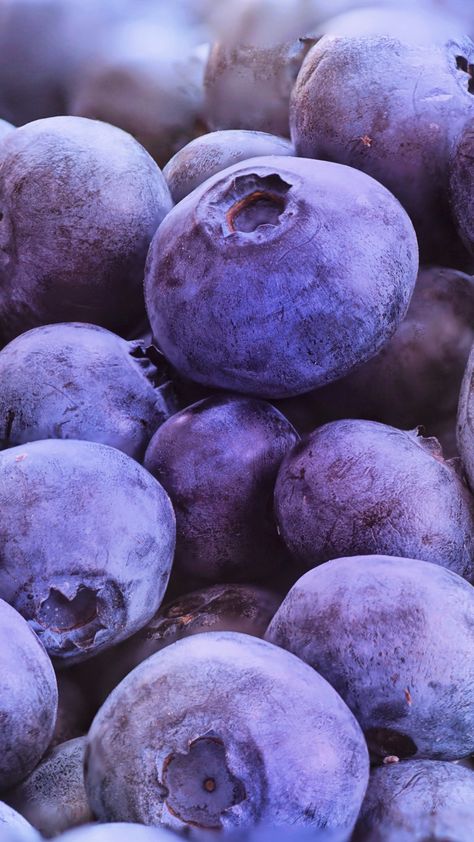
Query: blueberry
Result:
<box><xmin>275</xmin><ymin>420</ymin><xmax>474</xmax><ymax>580</ymax></box>
<box><xmin>458</xmin><ymin>342</ymin><xmax>474</xmax><ymax>491</ymax></box>
<box><xmin>352</xmin><ymin>760</ymin><xmax>474</xmax><ymax>841</ymax></box>
<box><xmin>0</xmin><ymin>116</ymin><xmax>172</xmax><ymax>345</ymax></box>
<box><xmin>0</xmin><ymin>439</ymin><xmax>176</xmax><ymax>664</ymax></box>
<box><xmin>144</xmin><ymin>395</ymin><xmax>298</xmax><ymax>584</ymax></box>
<box><xmin>449</xmin><ymin>114</ymin><xmax>474</xmax><ymax>259</ymax></box>
<box><xmin>203</xmin><ymin>39</ymin><xmax>310</xmax><ymax>137</ymax></box>
<box><xmin>0</xmin><ymin>323</ymin><xmax>177</xmax><ymax>460</ymax></box>
<box><xmin>0</xmin><ymin>120</ymin><xmax>14</xmax><ymax>141</ymax></box>
<box><xmin>0</xmin><ymin>802</ymin><xmax>39</xmax><ymax>842</ymax></box>
<box><xmin>0</xmin><ymin>598</ymin><xmax>57</xmax><ymax>789</ymax></box>
<box><xmin>277</xmin><ymin>266</ymin><xmax>474</xmax><ymax>456</ymax></box>
<box><xmin>53</xmin><ymin>824</ymin><xmax>176</xmax><ymax>842</ymax></box>
<box><xmin>5</xmin><ymin>737</ymin><xmax>93</xmax><ymax>838</ymax></box>
<box><xmin>82</xmin><ymin>584</ymin><xmax>282</xmax><ymax>706</ymax></box>
<box><xmin>145</xmin><ymin>156</ymin><xmax>418</xmax><ymax>398</ymax></box>
<box><xmin>163</xmin><ymin>130</ymin><xmax>294</xmax><ymax>203</ymax></box>
<box><xmin>71</xmin><ymin>39</ymin><xmax>209</xmax><ymax>169</ymax></box>
<box><xmin>85</xmin><ymin>632</ymin><xmax>369</xmax><ymax>833</ymax></box>
<box><xmin>265</xmin><ymin>555</ymin><xmax>474</xmax><ymax>761</ymax></box>
<box><xmin>290</xmin><ymin>34</ymin><xmax>474</xmax><ymax>268</ymax></box>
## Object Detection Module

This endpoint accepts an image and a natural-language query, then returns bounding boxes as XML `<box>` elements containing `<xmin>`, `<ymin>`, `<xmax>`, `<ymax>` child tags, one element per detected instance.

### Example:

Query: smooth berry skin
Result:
<box><xmin>0</xmin><ymin>116</ymin><xmax>172</xmax><ymax>346</ymax></box>
<box><xmin>145</xmin><ymin>156</ymin><xmax>418</xmax><ymax>399</ymax></box>
<box><xmin>82</xmin><ymin>584</ymin><xmax>281</xmax><ymax>707</ymax></box>
<box><xmin>5</xmin><ymin>737</ymin><xmax>93</xmax><ymax>838</ymax></box>
<box><xmin>450</xmin><ymin>115</ymin><xmax>474</xmax><ymax>257</ymax></box>
<box><xmin>0</xmin><ymin>598</ymin><xmax>58</xmax><ymax>790</ymax></box>
<box><xmin>458</xmin><ymin>342</ymin><xmax>474</xmax><ymax>492</ymax></box>
<box><xmin>163</xmin><ymin>130</ymin><xmax>294</xmax><ymax>203</ymax></box>
<box><xmin>0</xmin><ymin>323</ymin><xmax>177</xmax><ymax>460</ymax></box>
<box><xmin>144</xmin><ymin>395</ymin><xmax>299</xmax><ymax>585</ymax></box>
<box><xmin>53</xmin><ymin>825</ymin><xmax>176</xmax><ymax>842</ymax></box>
<box><xmin>277</xmin><ymin>266</ymin><xmax>474</xmax><ymax>453</ymax></box>
<box><xmin>0</xmin><ymin>802</ymin><xmax>40</xmax><ymax>842</ymax></box>
<box><xmin>266</xmin><ymin>555</ymin><xmax>474</xmax><ymax>762</ymax></box>
<box><xmin>291</xmin><ymin>35</ymin><xmax>474</xmax><ymax>268</ymax></box>
<box><xmin>275</xmin><ymin>420</ymin><xmax>474</xmax><ymax>581</ymax></box>
<box><xmin>85</xmin><ymin>632</ymin><xmax>369</xmax><ymax>834</ymax></box>
<box><xmin>0</xmin><ymin>439</ymin><xmax>176</xmax><ymax>665</ymax></box>
<box><xmin>353</xmin><ymin>760</ymin><xmax>474</xmax><ymax>841</ymax></box>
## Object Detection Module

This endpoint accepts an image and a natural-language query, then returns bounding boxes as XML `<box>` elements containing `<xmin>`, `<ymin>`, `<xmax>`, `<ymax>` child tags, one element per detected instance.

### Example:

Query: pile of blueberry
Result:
<box><xmin>1</xmin><ymin>0</ymin><xmax>474</xmax><ymax>840</ymax></box>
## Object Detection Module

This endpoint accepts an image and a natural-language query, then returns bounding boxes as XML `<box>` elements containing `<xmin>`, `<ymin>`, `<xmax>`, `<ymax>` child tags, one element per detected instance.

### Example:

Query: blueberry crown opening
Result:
<box><xmin>37</xmin><ymin>585</ymin><xmax>98</xmax><ymax>632</ymax></box>
<box><xmin>224</xmin><ymin>173</ymin><xmax>291</xmax><ymax>234</ymax></box>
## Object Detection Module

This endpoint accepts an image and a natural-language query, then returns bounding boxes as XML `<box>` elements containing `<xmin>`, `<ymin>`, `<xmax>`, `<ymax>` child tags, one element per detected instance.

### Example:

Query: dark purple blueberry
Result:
<box><xmin>145</xmin><ymin>156</ymin><xmax>418</xmax><ymax>398</ymax></box>
<box><xmin>353</xmin><ymin>760</ymin><xmax>474</xmax><ymax>841</ymax></box>
<box><xmin>0</xmin><ymin>116</ymin><xmax>172</xmax><ymax>345</ymax></box>
<box><xmin>291</xmin><ymin>35</ymin><xmax>474</xmax><ymax>268</ymax></box>
<box><xmin>0</xmin><ymin>598</ymin><xmax>57</xmax><ymax>789</ymax></box>
<box><xmin>144</xmin><ymin>395</ymin><xmax>298</xmax><ymax>584</ymax></box>
<box><xmin>85</xmin><ymin>632</ymin><xmax>369</xmax><ymax>833</ymax></box>
<box><xmin>0</xmin><ymin>323</ymin><xmax>177</xmax><ymax>460</ymax></box>
<box><xmin>81</xmin><ymin>584</ymin><xmax>281</xmax><ymax>706</ymax></box>
<box><xmin>204</xmin><ymin>39</ymin><xmax>310</xmax><ymax>137</ymax></box>
<box><xmin>275</xmin><ymin>420</ymin><xmax>474</xmax><ymax>580</ymax></box>
<box><xmin>0</xmin><ymin>802</ymin><xmax>39</xmax><ymax>842</ymax></box>
<box><xmin>54</xmin><ymin>825</ymin><xmax>176</xmax><ymax>842</ymax></box>
<box><xmin>458</xmin><ymin>341</ymin><xmax>474</xmax><ymax>491</ymax></box>
<box><xmin>163</xmin><ymin>130</ymin><xmax>294</xmax><ymax>203</ymax></box>
<box><xmin>5</xmin><ymin>737</ymin><xmax>93</xmax><ymax>838</ymax></box>
<box><xmin>450</xmin><ymin>114</ymin><xmax>474</xmax><ymax>258</ymax></box>
<box><xmin>71</xmin><ymin>40</ymin><xmax>209</xmax><ymax>169</ymax></box>
<box><xmin>277</xmin><ymin>266</ymin><xmax>474</xmax><ymax>455</ymax></box>
<box><xmin>266</xmin><ymin>555</ymin><xmax>474</xmax><ymax>761</ymax></box>
<box><xmin>0</xmin><ymin>439</ymin><xmax>175</xmax><ymax>665</ymax></box>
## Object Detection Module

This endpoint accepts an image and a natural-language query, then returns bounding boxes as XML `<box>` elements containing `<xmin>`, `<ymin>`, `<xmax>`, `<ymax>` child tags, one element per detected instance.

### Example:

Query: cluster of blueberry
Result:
<box><xmin>0</xmin><ymin>1</ymin><xmax>474</xmax><ymax>841</ymax></box>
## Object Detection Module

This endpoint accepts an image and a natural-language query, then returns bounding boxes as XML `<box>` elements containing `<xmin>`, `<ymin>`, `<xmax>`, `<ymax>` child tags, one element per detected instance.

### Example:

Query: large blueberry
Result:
<box><xmin>0</xmin><ymin>802</ymin><xmax>39</xmax><ymax>842</ymax></box>
<box><xmin>163</xmin><ymin>130</ymin><xmax>294</xmax><ymax>203</ymax></box>
<box><xmin>291</xmin><ymin>35</ymin><xmax>474</xmax><ymax>267</ymax></box>
<box><xmin>5</xmin><ymin>737</ymin><xmax>93</xmax><ymax>838</ymax></box>
<box><xmin>0</xmin><ymin>323</ymin><xmax>177</xmax><ymax>459</ymax></box>
<box><xmin>144</xmin><ymin>395</ymin><xmax>298</xmax><ymax>583</ymax></box>
<box><xmin>353</xmin><ymin>760</ymin><xmax>474</xmax><ymax>841</ymax></box>
<box><xmin>266</xmin><ymin>555</ymin><xmax>474</xmax><ymax>761</ymax></box>
<box><xmin>0</xmin><ymin>439</ymin><xmax>176</xmax><ymax>664</ymax></box>
<box><xmin>0</xmin><ymin>116</ymin><xmax>172</xmax><ymax>345</ymax></box>
<box><xmin>458</xmin><ymin>342</ymin><xmax>474</xmax><ymax>491</ymax></box>
<box><xmin>145</xmin><ymin>156</ymin><xmax>418</xmax><ymax>398</ymax></box>
<box><xmin>85</xmin><ymin>632</ymin><xmax>369</xmax><ymax>833</ymax></box>
<box><xmin>275</xmin><ymin>420</ymin><xmax>474</xmax><ymax>580</ymax></box>
<box><xmin>0</xmin><ymin>598</ymin><xmax>57</xmax><ymax>789</ymax></box>
<box><xmin>449</xmin><ymin>114</ymin><xmax>474</xmax><ymax>258</ymax></box>
<box><xmin>82</xmin><ymin>584</ymin><xmax>281</xmax><ymax>706</ymax></box>
<box><xmin>277</xmin><ymin>266</ymin><xmax>474</xmax><ymax>455</ymax></box>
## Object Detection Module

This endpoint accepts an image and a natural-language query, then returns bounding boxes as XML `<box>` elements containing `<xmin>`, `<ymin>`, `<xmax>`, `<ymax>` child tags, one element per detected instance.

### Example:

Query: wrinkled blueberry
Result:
<box><xmin>0</xmin><ymin>439</ymin><xmax>176</xmax><ymax>664</ymax></box>
<box><xmin>82</xmin><ymin>584</ymin><xmax>281</xmax><ymax>706</ymax></box>
<box><xmin>85</xmin><ymin>632</ymin><xmax>369</xmax><ymax>833</ymax></box>
<box><xmin>71</xmin><ymin>38</ymin><xmax>209</xmax><ymax>169</ymax></box>
<box><xmin>275</xmin><ymin>420</ymin><xmax>474</xmax><ymax>580</ymax></box>
<box><xmin>145</xmin><ymin>156</ymin><xmax>418</xmax><ymax>398</ymax></box>
<box><xmin>0</xmin><ymin>323</ymin><xmax>177</xmax><ymax>459</ymax></box>
<box><xmin>144</xmin><ymin>395</ymin><xmax>298</xmax><ymax>584</ymax></box>
<box><xmin>163</xmin><ymin>130</ymin><xmax>294</xmax><ymax>203</ymax></box>
<box><xmin>353</xmin><ymin>760</ymin><xmax>474</xmax><ymax>841</ymax></box>
<box><xmin>277</xmin><ymin>266</ymin><xmax>474</xmax><ymax>455</ymax></box>
<box><xmin>458</xmin><ymin>341</ymin><xmax>474</xmax><ymax>491</ymax></box>
<box><xmin>0</xmin><ymin>598</ymin><xmax>57</xmax><ymax>789</ymax></box>
<box><xmin>204</xmin><ymin>39</ymin><xmax>310</xmax><ymax>137</ymax></box>
<box><xmin>449</xmin><ymin>114</ymin><xmax>474</xmax><ymax>258</ymax></box>
<box><xmin>0</xmin><ymin>116</ymin><xmax>172</xmax><ymax>345</ymax></box>
<box><xmin>0</xmin><ymin>802</ymin><xmax>39</xmax><ymax>842</ymax></box>
<box><xmin>291</xmin><ymin>34</ymin><xmax>474</xmax><ymax>267</ymax></box>
<box><xmin>266</xmin><ymin>555</ymin><xmax>474</xmax><ymax>761</ymax></box>
<box><xmin>5</xmin><ymin>737</ymin><xmax>93</xmax><ymax>838</ymax></box>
